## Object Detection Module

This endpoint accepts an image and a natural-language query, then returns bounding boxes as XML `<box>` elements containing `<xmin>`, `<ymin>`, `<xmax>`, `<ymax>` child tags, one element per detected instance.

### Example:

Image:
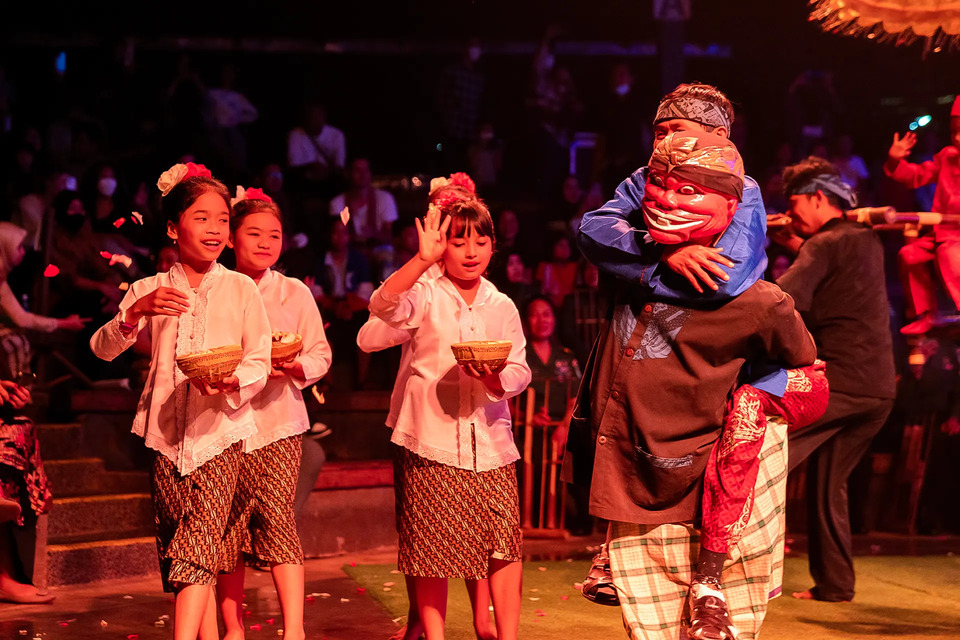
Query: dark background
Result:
<box><xmin>2</xmin><ymin>0</ymin><xmax>958</xmax><ymax>179</ymax></box>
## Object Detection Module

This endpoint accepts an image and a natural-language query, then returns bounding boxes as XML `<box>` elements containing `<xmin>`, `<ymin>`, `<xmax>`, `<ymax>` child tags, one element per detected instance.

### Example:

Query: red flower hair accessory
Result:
<box><xmin>243</xmin><ymin>187</ymin><xmax>272</xmax><ymax>203</ymax></box>
<box><xmin>157</xmin><ymin>162</ymin><xmax>213</xmax><ymax>196</ymax></box>
<box><xmin>428</xmin><ymin>171</ymin><xmax>478</xmax><ymax>207</ymax></box>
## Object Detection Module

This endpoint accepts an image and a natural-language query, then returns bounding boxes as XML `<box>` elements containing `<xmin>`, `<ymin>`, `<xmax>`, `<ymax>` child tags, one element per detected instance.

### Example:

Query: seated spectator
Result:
<box><xmin>536</xmin><ymin>231</ymin><xmax>578</xmax><ymax>309</ymax></box>
<box><xmin>48</xmin><ymin>190</ymin><xmax>128</xmax><ymax>379</ymax></box>
<box><xmin>493</xmin><ymin>251</ymin><xmax>538</xmax><ymax>308</ymax></box>
<box><xmin>80</xmin><ymin>161</ymin><xmax>129</xmax><ymax>234</ymax></box>
<box><xmin>0</xmin><ymin>379</ymin><xmax>53</xmax><ymax>603</ymax></box>
<box><xmin>48</xmin><ymin>189</ymin><xmax>126</xmax><ymax>321</ymax></box>
<box><xmin>388</xmin><ymin>222</ymin><xmax>419</xmax><ymax>280</ymax></box>
<box><xmin>0</xmin><ymin>222</ymin><xmax>88</xmax><ymax>380</ymax></box>
<box><xmin>558</xmin><ymin>258</ymin><xmax>602</xmax><ymax>364</ymax></box>
<box><xmin>518</xmin><ymin>295</ymin><xmax>589</xmax><ymax>534</ymax></box>
<box><xmin>286</xmin><ymin>99</ymin><xmax>346</xmax><ymax>199</ymax></box>
<box><xmin>257</xmin><ymin>162</ymin><xmax>293</xmax><ymax>230</ymax></box>
<box><xmin>467</xmin><ymin>122</ymin><xmax>503</xmax><ymax>192</ymax></box>
<box><xmin>317</xmin><ymin>223</ymin><xmax>373</xmax><ymax>389</ymax></box>
<box><xmin>328</xmin><ymin>157</ymin><xmax>398</xmax><ymax>252</ymax></box>
<box><xmin>831</xmin><ymin>133</ymin><xmax>870</xmax><ymax>201</ymax></box>
<box><xmin>550</xmin><ymin>175</ymin><xmax>584</xmax><ymax>232</ymax></box>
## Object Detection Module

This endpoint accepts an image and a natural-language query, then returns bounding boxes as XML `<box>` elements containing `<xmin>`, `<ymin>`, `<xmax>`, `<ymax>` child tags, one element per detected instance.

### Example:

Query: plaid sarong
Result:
<box><xmin>607</xmin><ymin>417</ymin><xmax>788</xmax><ymax>640</ymax></box>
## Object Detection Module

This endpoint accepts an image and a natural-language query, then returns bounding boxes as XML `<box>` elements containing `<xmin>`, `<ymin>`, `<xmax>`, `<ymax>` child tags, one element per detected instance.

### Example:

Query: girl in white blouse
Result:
<box><xmin>213</xmin><ymin>189</ymin><xmax>331</xmax><ymax>640</ymax></box>
<box><xmin>90</xmin><ymin>163</ymin><xmax>271</xmax><ymax>640</ymax></box>
<box><xmin>369</xmin><ymin>174</ymin><xmax>531</xmax><ymax>640</ymax></box>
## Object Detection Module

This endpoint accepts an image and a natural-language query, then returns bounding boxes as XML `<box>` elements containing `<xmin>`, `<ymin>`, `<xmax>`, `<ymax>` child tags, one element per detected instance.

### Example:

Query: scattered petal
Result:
<box><xmin>159</xmin><ymin>615</ymin><xmax>170</xmax><ymax>620</ymax></box>
<box><xmin>154</xmin><ymin>619</ymin><xmax>165</xmax><ymax>628</ymax></box>
<box><xmin>574</xmin><ymin>582</ymin><xmax>583</xmax><ymax>590</ymax></box>
<box><xmin>538</xmin><ymin>566</ymin><xmax>547</xmax><ymax>571</ymax></box>
<box><xmin>113</xmin><ymin>218</ymin><xmax>126</xmax><ymax>228</ymax></box>
<box><xmin>119</xmin><ymin>282</ymin><xmax>130</xmax><ymax>291</ymax></box>
<box><xmin>529</xmin><ymin>597</ymin><xmax>540</xmax><ymax>601</ymax></box>
<box><xmin>131</xmin><ymin>211</ymin><xmax>144</xmax><ymax>224</ymax></box>
<box><xmin>383</xmin><ymin>581</ymin><xmax>396</xmax><ymax>587</ymax></box>
<box><xmin>312</xmin><ymin>387</ymin><xmax>325</xmax><ymax>404</ymax></box>
<box><xmin>529</xmin><ymin>588</ymin><xmax>539</xmax><ymax>592</ymax></box>
<box><xmin>305</xmin><ymin>596</ymin><xmax>315</xmax><ymax>603</ymax></box>
<box><xmin>100</xmin><ymin>620</ymin><xmax>109</xmax><ymax>627</ymax></box>
<box><xmin>127</xmin><ymin>635</ymin><xmax>140</xmax><ymax>640</ymax></box>
<box><xmin>340</xmin><ymin>206</ymin><xmax>351</xmax><ymax>226</ymax></box>
<box><xmin>266</xmin><ymin>618</ymin><xmax>275</xmax><ymax>625</ymax></box>
<box><xmin>535</xmin><ymin>609</ymin><xmax>546</xmax><ymax>617</ymax></box>
<box><xmin>383</xmin><ymin>587</ymin><xmax>392</xmax><ymax>592</ymax></box>
<box><xmin>43</xmin><ymin>264</ymin><xmax>60</xmax><ymax>277</ymax></box>
<box><xmin>100</xmin><ymin>251</ymin><xmax>113</xmax><ymax>259</ymax></box>
<box><xmin>349</xmin><ymin>561</ymin><xmax>356</xmax><ymax>567</ymax></box>
<box><xmin>59</xmin><ymin>621</ymin><xmax>69</xmax><ymax>626</ymax></box>
<box><xmin>340</xmin><ymin>597</ymin><xmax>351</xmax><ymax>603</ymax></box>
<box><xmin>356</xmin><ymin>587</ymin><xmax>366</xmax><ymax>593</ymax></box>
<box><xmin>560</xmin><ymin>595</ymin><xmax>569</xmax><ymax>601</ymax></box>
<box><xmin>390</xmin><ymin>569</ymin><xmax>402</xmax><ymax>574</ymax></box>
<box><xmin>122</xmin><ymin>595</ymin><xmax>134</xmax><ymax>599</ymax></box>
<box><xmin>244</xmin><ymin>609</ymin><xmax>253</xmax><ymax>616</ymax></box>
<box><xmin>250</xmin><ymin>623</ymin><xmax>261</xmax><ymax>630</ymax></box>
<box><xmin>316</xmin><ymin>592</ymin><xmax>332</xmax><ymax>598</ymax></box>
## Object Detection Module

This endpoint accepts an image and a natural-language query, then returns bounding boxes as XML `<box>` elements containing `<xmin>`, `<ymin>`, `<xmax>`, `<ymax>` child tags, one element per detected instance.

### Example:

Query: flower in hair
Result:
<box><xmin>428</xmin><ymin>171</ymin><xmax>477</xmax><ymax>197</ymax></box>
<box><xmin>231</xmin><ymin>185</ymin><xmax>273</xmax><ymax>206</ymax></box>
<box><xmin>157</xmin><ymin>162</ymin><xmax>212</xmax><ymax>196</ymax></box>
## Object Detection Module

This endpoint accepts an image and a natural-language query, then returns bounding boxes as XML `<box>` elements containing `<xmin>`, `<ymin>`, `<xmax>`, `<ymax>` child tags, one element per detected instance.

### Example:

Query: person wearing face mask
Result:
<box><xmin>48</xmin><ymin>190</ymin><xmax>125</xmax><ymax>324</ymax></box>
<box><xmin>82</xmin><ymin>163</ymin><xmax>127</xmax><ymax>234</ymax></box>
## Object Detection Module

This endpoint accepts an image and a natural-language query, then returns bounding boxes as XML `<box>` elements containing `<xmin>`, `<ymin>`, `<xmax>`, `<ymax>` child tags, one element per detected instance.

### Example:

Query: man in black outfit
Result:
<box><xmin>773</xmin><ymin>156</ymin><xmax>896</xmax><ymax>603</ymax></box>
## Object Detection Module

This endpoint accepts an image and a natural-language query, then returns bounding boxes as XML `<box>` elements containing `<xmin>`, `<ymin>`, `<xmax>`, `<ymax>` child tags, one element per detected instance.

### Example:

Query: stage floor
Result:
<box><xmin>4</xmin><ymin>534</ymin><xmax>959</xmax><ymax>639</ymax></box>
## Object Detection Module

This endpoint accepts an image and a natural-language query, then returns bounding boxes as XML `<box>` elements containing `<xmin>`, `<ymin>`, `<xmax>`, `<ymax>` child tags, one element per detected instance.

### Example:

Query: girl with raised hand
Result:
<box><xmin>368</xmin><ymin>173</ymin><xmax>531</xmax><ymax>640</ymax></box>
<box><xmin>90</xmin><ymin>162</ymin><xmax>271</xmax><ymax>640</ymax></box>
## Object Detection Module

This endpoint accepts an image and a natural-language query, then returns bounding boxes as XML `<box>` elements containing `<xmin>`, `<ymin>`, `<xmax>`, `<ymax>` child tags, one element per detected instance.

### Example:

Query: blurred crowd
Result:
<box><xmin>0</xmin><ymin>33</ymin><xmax>956</xmax><ymax>536</ymax></box>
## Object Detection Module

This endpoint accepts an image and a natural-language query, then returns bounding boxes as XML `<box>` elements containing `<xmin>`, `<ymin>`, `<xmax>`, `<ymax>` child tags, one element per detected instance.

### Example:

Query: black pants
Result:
<box><xmin>788</xmin><ymin>390</ymin><xmax>894</xmax><ymax>601</ymax></box>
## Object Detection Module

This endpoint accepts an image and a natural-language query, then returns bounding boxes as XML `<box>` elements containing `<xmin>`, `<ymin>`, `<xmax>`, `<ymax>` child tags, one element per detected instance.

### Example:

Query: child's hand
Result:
<box><xmin>191</xmin><ymin>374</ymin><xmax>240</xmax><ymax>396</ymax></box>
<box><xmin>888</xmin><ymin>131</ymin><xmax>916</xmax><ymax>162</ymax></box>
<box><xmin>128</xmin><ymin>286</ymin><xmax>190</xmax><ymax>322</ymax></box>
<box><xmin>460</xmin><ymin>361</ymin><xmax>506</xmax><ymax>396</ymax></box>
<box><xmin>415</xmin><ymin>204</ymin><xmax>451</xmax><ymax>265</ymax></box>
<box><xmin>278</xmin><ymin>359</ymin><xmax>305</xmax><ymax>381</ymax></box>
<box><xmin>662</xmin><ymin>245</ymin><xmax>734</xmax><ymax>293</ymax></box>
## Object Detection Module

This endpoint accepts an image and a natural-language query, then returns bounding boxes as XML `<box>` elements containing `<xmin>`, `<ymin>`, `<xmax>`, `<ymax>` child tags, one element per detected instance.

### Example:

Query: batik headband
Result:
<box><xmin>789</xmin><ymin>173</ymin><xmax>858</xmax><ymax>209</ymax></box>
<box><xmin>648</xmin><ymin>131</ymin><xmax>744</xmax><ymax>201</ymax></box>
<box><xmin>654</xmin><ymin>96</ymin><xmax>732</xmax><ymax>131</ymax></box>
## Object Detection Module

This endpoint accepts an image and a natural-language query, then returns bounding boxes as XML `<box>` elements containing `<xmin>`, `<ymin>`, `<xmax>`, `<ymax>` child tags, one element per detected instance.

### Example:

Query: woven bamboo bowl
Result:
<box><xmin>450</xmin><ymin>340</ymin><xmax>512</xmax><ymax>371</ymax></box>
<box><xmin>271</xmin><ymin>331</ymin><xmax>303</xmax><ymax>366</ymax></box>
<box><xmin>176</xmin><ymin>344</ymin><xmax>243</xmax><ymax>384</ymax></box>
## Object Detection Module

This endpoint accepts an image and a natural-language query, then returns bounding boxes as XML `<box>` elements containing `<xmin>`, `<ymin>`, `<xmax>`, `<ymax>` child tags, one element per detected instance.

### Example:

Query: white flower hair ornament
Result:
<box><xmin>156</xmin><ymin>162</ymin><xmax>212</xmax><ymax>197</ymax></box>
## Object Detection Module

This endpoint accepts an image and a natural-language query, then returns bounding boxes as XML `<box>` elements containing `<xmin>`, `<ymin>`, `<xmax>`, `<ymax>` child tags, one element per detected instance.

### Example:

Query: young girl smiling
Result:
<box><xmin>90</xmin><ymin>163</ymin><xmax>272</xmax><ymax>640</ymax></box>
<box><xmin>214</xmin><ymin>188</ymin><xmax>331</xmax><ymax>640</ymax></box>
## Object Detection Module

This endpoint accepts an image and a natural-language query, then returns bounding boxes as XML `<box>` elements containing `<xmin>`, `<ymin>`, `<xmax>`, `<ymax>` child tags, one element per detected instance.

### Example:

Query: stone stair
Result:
<box><xmin>34</xmin><ymin>386</ymin><xmax>399</xmax><ymax>588</ymax></box>
<box><xmin>36</xmin><ymin>419</ymin><xmax>157</xmax><ymax>586</ymax></box>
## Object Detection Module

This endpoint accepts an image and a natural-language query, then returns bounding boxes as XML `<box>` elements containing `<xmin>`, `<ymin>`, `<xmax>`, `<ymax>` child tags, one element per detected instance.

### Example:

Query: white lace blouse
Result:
<box><xmin>245</xmin><ymin>269</ymin><xmax>332</xmax><ymax>453</ymax></box>
<box><xmin>90</xmin><ymin>262</ymin><xmax>271</xmax><ymax>476</ymax></box>
<box><xmin>368</xmin><ymin>275</ymin><xmax>531</xmax><ymax>472</ymax></box>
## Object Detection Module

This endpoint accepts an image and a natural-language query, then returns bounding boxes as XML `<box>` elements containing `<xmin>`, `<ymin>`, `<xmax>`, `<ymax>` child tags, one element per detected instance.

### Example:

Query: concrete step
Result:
<box><xmin>48</xmin><ymin>493</ymin><xmax>153</xmax><ymax>543</ymax></box>
<box><xmin>46</xmin><ymin>536</ymin><xmax>158</xmax><ymax>586</ymax></box>
<box><xmin>36</xmin><ymin>423</ymin><xmax>85</xmax><ymax>460</ymax></box>
<box><xmin>44</xmin><ymin>458</ymin><xmax>150</xmax><ymax>497</ymax></box>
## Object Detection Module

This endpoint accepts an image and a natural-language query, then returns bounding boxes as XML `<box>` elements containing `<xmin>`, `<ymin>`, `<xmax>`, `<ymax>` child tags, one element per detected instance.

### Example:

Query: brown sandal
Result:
<box><xmin>581</xmin><ymin>544</ymin><xmax>620</xmax><ymax>606</ymax></box>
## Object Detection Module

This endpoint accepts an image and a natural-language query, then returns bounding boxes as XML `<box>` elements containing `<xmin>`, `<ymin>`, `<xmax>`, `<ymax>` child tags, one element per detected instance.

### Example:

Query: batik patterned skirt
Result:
<box><xmin>152</xmin><ymin>441</ymin><xmax>242</xmax><ymax>592</ymax></box>
<box><xmin>0</xmin><ymin>414</ymin><xmax>52</xmax><ymax>526</ymax></box>
<box><xmin>219</xmin><ymin>434</ymin><xmax>304</xmax><ymax>571</ymax></box>
<box><xmin>393</xmin><ymin>444</ymin><xmax>522</xmax><ymax>580</ymax></box>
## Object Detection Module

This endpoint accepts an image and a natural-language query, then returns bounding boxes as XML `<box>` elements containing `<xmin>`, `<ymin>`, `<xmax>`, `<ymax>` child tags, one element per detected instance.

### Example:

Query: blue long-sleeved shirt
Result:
<box><xmin>577</xmin><ymin>166</ymin><xmax>787</xmax><ymax>395</ymax></box>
